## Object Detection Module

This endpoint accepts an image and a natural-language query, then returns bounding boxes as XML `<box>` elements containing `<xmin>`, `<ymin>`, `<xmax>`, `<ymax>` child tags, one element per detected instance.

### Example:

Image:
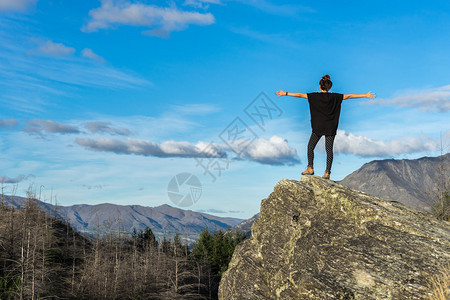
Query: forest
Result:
<box><xmin>0</xmin><ymin>191</ymin><xmax>246</xmax><ymax>299</ymax></box>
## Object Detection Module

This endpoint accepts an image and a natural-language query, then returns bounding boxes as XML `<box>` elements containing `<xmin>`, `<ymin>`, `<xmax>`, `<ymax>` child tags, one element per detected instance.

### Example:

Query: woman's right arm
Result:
<box><xmin>276</xmin><ymin>89</ymin><xmax>307</xmax><ymax>99</ymax></box>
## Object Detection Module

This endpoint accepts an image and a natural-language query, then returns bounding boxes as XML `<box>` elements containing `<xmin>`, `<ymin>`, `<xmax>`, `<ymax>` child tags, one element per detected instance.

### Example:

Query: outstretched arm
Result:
<box><xmin>276</xmin><ymin>89</ymin><xmax>307</xmax><ymax>99</ymax></box>
<box><xmin>343</xmin><ymin>91</ymin><xmax>376</xmax><ymax>100</ymax></box>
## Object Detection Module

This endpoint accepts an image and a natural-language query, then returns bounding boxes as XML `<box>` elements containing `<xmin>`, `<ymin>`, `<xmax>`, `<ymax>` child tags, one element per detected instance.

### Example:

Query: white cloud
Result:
<box><xmin>22</xmin><ymin>119</ymin><xmax>131</xmax><ymax>137</ymax></box>
<box><xmin>0</xmin><ymin>174</ymin><xmax>34</xmax><ymax>184</ymax></box>
<box><xmin>238</xmin><ymin>135</ymin><xmax>299</xmax><ymax>165</ymax></box>
<box><xmin>183</xmin><ymin>0</ymin><xmax>313</xmax><ymax>16</ymax></box>
<box><xmin>445</xmin><ymin>130</ymin><xmax>450</xmax><ymax>141</ymax></box>
<box><xmin>84</xmin><ymin>121</ymin><xmax>131</xmax><ymax>136</ymax></box>
<box><xmin>229</xmin><ymin>26</ymin><xmax>301</xmax><ymax>48</ymax></box>
<box><xmin>0</xmin><ymin>0</ymin><xmax>36</xmax><ymax>12</ymax></box>
<box><xmin>75</xmin><ymin>137</ymin><xmax>226</xmax><ymax>158</ymax></box>
<box><xmin>0</xmin><ymin>19</ymin><xmax>150</xmax><ymax>115</ymax></box>
<box><xmin>81</xmin><ymin>48</ymin><xmax>105</xmax><ymax>63</ymax></box>
<box><xmin>36</xmin><ymin>40</ymin><xmax>75</xmax><ymax>57</ymax></box>
<box><xmin>0</xmin><ymin>118</ymin><xmax>19</xmax><ymax>128</ymax></box>
<box><xmin>372</xmin><ymin>85</ymin><xmax>450</xmax><ymax>112</ymax></box>
<box><xmin>82</xmin><ymin>0</ymin><xmax>215</xmax><ymax>38</ymax></box>
<box><xmin>184</xmin><ymin>0</ymin><xmax>221</xmax><ymax>9</ymax></box>
<box><xmin>235</xmin><ymin>0</ymin><xmax>313</xmax><ymax>16</ymax></box>
<box><xmin>75</xmin><ymin>135</ymin><xmax>299</xmax><ymax>165</ymax></box>
<box><xmin>183</xmin><ymin>0</ymin><xmax>315</xmax><ymax>16</ymax></box>
<box><xmin>170</xmin><ymin>103</ymin><xmax>221</xmax><ymax>115</ymax></box>
<box><xmin>24</xmin><ymin>119</ymin><xmax>81</xmax><ymax>136</ymax></box>
<box><xmin>334</xmin><ymin>130</ymin><xmax>438</xmax><ymax>157</ymax></box>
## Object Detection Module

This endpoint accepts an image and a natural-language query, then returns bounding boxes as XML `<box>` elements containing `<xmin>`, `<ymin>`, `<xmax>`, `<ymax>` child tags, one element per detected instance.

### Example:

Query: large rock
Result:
<box><xmin>219</xmin><ymin>176</ymin><xmax>450</xmax><ymax>299</ymax></box>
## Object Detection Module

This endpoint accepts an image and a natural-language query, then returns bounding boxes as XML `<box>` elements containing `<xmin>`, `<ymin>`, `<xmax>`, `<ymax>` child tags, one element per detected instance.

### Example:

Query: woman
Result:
<box><xmin>276</xmin><ymin>75</ymin><xmax>376</xmax><ymax>179</ymax></box>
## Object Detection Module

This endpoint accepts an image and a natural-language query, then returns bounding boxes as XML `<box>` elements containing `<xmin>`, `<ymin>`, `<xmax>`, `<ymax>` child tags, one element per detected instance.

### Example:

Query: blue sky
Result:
<box><xmin>0</xmin><ymin>0</ymin><xmax>449</xmax><ymax>219</ymax></box>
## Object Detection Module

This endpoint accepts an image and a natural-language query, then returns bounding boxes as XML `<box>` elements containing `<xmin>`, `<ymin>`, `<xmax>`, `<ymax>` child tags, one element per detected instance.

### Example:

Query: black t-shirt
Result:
<box><xmin>306</xmin><ymin>92</ymin><xmax>344</xmax><ymax>136</ymax></box>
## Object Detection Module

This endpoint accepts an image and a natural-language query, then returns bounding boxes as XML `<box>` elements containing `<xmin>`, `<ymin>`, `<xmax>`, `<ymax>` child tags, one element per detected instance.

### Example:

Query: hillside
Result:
<box><xmin>0</xmin><ymin>198</ymin><xmax>231</xmax><ymax>299</ymax></box>
<box><xmin>339</xmin><ymin>153</ymin><xmax>449</xmax><ymax>212</ymax></box>
<box><xmin>1</xmin><ymin>195</ymin><xmax>242</xmax><ymax>242</ymax></box>
<box><xmin>219</xmin><ymin>176</ymin><xmax>450</xmax><ymax>299</ymax></box>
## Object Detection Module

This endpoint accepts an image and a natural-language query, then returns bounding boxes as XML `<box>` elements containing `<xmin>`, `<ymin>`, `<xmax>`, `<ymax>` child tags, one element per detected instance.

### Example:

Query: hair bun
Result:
<box><xmin>319</xmin><ymin>74</ymin><xmax>332</xmax><ymax>91</ymax></box>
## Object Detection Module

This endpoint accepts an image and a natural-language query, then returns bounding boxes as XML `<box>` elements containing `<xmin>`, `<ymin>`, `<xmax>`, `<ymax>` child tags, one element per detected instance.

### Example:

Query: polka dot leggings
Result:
<box><xmin>307</xmin><ymin>132</ymin><xmax>336</xmax><ymax>173</ymax></box>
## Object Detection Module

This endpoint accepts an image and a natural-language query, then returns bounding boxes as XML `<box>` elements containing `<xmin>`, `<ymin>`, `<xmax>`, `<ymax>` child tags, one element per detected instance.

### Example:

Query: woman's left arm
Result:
<box><xmin>276</xmin><ymin>89</ymin><xmax>307</xmax><ymax>99</ymax></box>
<box><xmin>343</xmin><ymin>91</ymin><xmax>376</xmax><ymax>100</ymax></box>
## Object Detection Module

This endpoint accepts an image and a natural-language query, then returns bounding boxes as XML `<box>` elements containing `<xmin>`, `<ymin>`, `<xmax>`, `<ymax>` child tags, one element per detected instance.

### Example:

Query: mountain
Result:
<box><xmin>1</xmin><ymin>195</ymin><xmax>242</xmax><ymax>243</ymax></box>
<box><xmin>231</xmin><ymin>213</ymin><xmax>259</xmax><ymax>237</ymax></box>
<box><xmin>219</xmin><ymin>176</ymin><xmax>450</xmax><ymax>299</ymax></box>
<box><xmin>231</xmin><ymin>154</ymin><xmax>449</xmax><ymax>237</ymax></box>
<box><xmin>339</xmin><ymin>153</ymin><xmax>449</xmax><ymax>212</ymax></box>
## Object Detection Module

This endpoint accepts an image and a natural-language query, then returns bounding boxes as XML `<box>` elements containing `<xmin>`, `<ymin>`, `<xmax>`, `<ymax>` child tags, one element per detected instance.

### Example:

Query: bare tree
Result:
<box><xmin>432</xmin><ymin>135</ymin><xmax>450</xmax><ymax>220</ymax></box>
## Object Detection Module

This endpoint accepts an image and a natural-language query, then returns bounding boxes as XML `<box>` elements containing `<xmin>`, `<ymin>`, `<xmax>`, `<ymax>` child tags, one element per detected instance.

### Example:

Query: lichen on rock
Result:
<box><xmin>219</xmin><ymin>176</ymin><xmax>450</xmax><ymax>299</ymax></box>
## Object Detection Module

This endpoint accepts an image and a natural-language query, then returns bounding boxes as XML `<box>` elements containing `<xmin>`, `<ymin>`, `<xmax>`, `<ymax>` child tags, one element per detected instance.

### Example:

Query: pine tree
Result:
<box><xmin>192</xmin><ymin>229</ymin><xmax>213</xmax><ymax>261</ymax></box>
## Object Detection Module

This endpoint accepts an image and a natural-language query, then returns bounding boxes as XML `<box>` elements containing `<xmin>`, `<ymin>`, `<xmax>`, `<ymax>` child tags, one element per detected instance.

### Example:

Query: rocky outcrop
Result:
<box><xmin>219</xmin><ymin>176</ymin><xmax>450</xmax><ymax>299</ymax></box>
<box><xmin>339</xmin><ymin>153</ymin><xmax>450</xmax><ymax>212</ymax></box>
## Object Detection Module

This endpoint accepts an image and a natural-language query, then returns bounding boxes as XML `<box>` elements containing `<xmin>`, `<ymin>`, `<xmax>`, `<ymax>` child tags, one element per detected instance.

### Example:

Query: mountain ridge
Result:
<box><xmin>339</xmin><ymin>153</ymin><xmax>449</xmax><ymax>211</ymax></box>
<box><xmin>230</xmin><ymin>153</ymin><xmax>449</xmax><ymax>237</ymax></box>
<box><xmin>1</xmin><ymin>195</ymin><xmax>242</xmax><ymax>243</ymax></box>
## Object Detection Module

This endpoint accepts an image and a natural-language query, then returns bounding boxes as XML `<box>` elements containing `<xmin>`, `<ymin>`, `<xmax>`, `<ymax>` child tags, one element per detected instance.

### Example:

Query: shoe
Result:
<box><xmin>322</xmin><ymin>171</ymin><xmax>330</xmax><ymax>180</ymax></box>
<box><xmin>301</xmin><ymin>167</ymin><xmax>314</xmax><ymax>175</ymax></box>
